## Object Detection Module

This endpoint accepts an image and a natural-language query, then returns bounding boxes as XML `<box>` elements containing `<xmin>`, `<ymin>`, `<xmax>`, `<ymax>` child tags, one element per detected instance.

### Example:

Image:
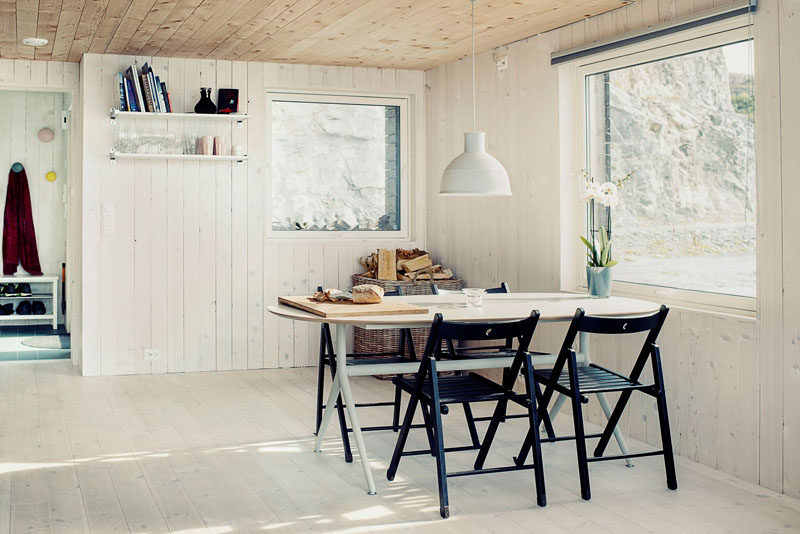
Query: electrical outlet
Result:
<box><xmin>144</xmin><ymin>349</ymin><xmax>159</xmax><ymax>361</ymax></box>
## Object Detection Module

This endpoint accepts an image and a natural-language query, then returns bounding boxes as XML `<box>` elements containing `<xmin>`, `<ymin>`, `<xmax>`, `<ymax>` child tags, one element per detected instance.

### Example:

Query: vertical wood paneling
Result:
<box><xmin>150</xmin><ymin>55</ymin><xmax>170</xmax><ymax>375</ymax></box>
<box><xmin>779</xmin><ymin>0</ymin><xmax>800</xmax><ymax>500</ymax></box>
<box><xmin>107</xmin><ymin>55</ymin><xmax>132</xmax><ymax>376</ymax></box>
<box><xmin>182</xmin><ymin>59</ymin><xmax>201</xmax><ymax>374</ymax></box>
<box><xmin>424</xmin><ymin>0</ymin><xmax>782</xmax><ymax>497</ymax></box>
<box><xmin>80</xmin><ymin>53</ymin><xmax>425</xmax><ymax>378</ymax></box>
<box><xmin>80</xmin><ymin>56</ymin><xmax>102</xmax><ymax>376</ymax></box>
<box><xmin>0</xmin><ymin>89</ymin><xmax>68</xmax><ymax>318</ymax></box>
<box><xmin>230</xmin><ymin>61</ymin><xmax>248</xmax><ymax>371</ymax></box>
<box><xmin>248</xmin><ymin>61</ymin><xmax>266</xmax><ymax>370</ymax></box>
<box><xmin>214</xmin><ymin>60</ymin><xmax>233</xmax><ymax>372</ymax></box>
<box><xmin>167</xmin><ymin>57</ymin><xmax>186</xmax><ymax>373</ymax></box>
<box><xmin>197</xmin><ymin>59</ymin><xmax>217</xmax><ymax>372</ymax></box>
<box><xmin>754</xmin><ymin>0</ymin><xmax>784</xmax><ymax>493</ymax></box>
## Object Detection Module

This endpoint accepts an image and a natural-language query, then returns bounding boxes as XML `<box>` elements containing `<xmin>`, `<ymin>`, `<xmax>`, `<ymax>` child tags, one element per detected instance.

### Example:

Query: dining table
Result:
<box><xmin>267</xmin><ymin>292</ymin><xmax>661</xmax><ymax>495</ymax></box>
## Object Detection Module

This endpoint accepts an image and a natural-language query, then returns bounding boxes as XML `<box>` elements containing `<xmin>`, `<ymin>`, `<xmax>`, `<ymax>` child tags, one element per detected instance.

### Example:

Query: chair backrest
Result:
<box><xmin>546</xmin><ymin>306</ymin><xmax>670</xmax><ymax>393</ymax></box>
<box><xmin>422</xmin><ymin>311</ymin><xmax>539</xmax><ymax>361</ymax></box>
<box><xmin>558</xmin><ymin>306</ymin><xmax>669</xmax><ymax>352</ymax></box>
<box><xmin>432</xmin><ymin>282</ymin><xmax>510</xmax><ymax>295</ymax></box>
<box><xmin>486</xmin><ymin>282</ymin><xmax>510</xmax><ymax>294</ymax></box>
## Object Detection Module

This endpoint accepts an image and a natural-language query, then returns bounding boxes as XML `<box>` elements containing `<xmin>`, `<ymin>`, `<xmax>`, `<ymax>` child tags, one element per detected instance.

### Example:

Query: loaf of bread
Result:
<box><xmin>352</xmin><ymin>284</ymin><xmax>384</xmax><ymax>304</ymax></box>
<box><xmin>311</xmin><ymin>288</ymin><xmax>347</xmax><ymax>302</ymax></box>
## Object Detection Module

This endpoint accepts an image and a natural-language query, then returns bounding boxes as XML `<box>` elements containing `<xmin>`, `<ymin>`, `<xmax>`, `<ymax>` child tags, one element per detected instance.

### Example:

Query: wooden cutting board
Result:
<box><xmin>279</xmin><ymin>296</ymin><xmax>429</xmax><ymax>318</ymax></box>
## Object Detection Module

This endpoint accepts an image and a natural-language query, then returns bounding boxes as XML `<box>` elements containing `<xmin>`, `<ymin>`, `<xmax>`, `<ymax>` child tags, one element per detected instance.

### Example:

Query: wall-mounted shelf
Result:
<box><xmin>109</xmin><ymin>151</ymin><xmax>247</xmax><ymax>166</ymax></box>
<box><xmin>110</xmin><ymin>108</ymin><xmax>249</xmax><ymax>126</ymax></box>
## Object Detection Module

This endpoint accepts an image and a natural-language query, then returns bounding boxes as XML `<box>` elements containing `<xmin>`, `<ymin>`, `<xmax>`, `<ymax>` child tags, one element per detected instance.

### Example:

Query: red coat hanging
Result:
<box><xmin>3</xmin><ymin>164</ymin><xmax>42</xmax><ymax>276</ymax></box>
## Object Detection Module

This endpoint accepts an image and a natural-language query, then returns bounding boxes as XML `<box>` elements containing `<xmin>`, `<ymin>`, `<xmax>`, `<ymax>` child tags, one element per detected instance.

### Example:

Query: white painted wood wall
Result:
<box><xmin>79</xmin><ymin>54</ymin><xmax>426</xmax><ymax>377</ymax></box>
<box><xmin>0</xmin><ymin>90</ymin><xmax>68</xmax><ymax>322</ymax></box>
<box><xmin>0</xmin><ymin>60</ymin><xmax>80</xmax><ymax>336</ymax></box>
<box><xmin>425</xmin><ymin>0</ymin><xmax>800</xmax><ymax>499</ymax></box>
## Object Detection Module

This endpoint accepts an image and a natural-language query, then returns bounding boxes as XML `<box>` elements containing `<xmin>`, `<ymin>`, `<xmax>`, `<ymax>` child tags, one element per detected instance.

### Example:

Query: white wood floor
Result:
<box><xmin>1</xmin><ymin>360</ymin><xmax>799</xmax><ymax>533</ymax></box>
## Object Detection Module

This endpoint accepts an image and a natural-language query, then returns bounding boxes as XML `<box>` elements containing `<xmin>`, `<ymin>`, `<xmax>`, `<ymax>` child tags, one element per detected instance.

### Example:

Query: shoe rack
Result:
<box><xmin>0</xmin><ymin>275</ymin><xmax>59</xmax><ymax>329</ymax></box>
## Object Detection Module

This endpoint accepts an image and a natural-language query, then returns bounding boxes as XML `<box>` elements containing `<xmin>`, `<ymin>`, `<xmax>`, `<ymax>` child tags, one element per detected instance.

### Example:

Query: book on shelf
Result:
<box><xmin>124</xmin><ymin>78</ymin><xmax>137</xmax><ymax>112</ymax></box>
<box><xmin>118</xmin><ymin>73</ymin><xmax>127</xmax><ymax>111</ymax></box>
<box><xmin>124</xmin><ymin>64</ymin><xmax>145</xmax><ymax>112</ymax></box>
<box><xmin>140</xmin><ymin>73</ymin><xmax>155</xmax><ymax>112</ymax></box>
<box><xmin>142</xmin><ymin>63</ymin><xmax>157</xmax><ymax>112</ymax></box>
<box><xmin>154</xmin><ymin>75</ymin><xmax>167</xmax><ymax>112</ymax></box>
<box><xmin>118</xmin><ymin>63</ymin><xmax>172</xmax><ymax>113</ymax></box>
<box><xmin>161</xmin><ymin>82</ymin><xmax>172</xmax><ymax>112</ymax></box>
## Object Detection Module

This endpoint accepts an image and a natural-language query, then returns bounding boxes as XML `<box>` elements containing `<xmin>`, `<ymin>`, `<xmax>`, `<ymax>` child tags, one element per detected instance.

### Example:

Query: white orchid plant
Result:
<box><xmin>580</xmin><ymin>170</ymin><xmax>633</xmax><ymax>269</ymax></box>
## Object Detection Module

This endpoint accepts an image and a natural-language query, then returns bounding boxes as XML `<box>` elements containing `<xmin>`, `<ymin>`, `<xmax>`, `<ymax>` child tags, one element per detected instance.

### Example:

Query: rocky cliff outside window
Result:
<box><xmin>269</xmin><ymin>93</ymin><xmax>407</xmax><ymax>236</ymax></box>
<box><xmin>584</xmin><ymin>39</ymin><xmax>755</xmax><ymax>300</ymax></box>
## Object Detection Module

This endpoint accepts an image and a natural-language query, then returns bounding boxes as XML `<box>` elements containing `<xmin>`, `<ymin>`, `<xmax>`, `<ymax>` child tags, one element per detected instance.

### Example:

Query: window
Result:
<box><xmin>268</xmin><ymin>93</ymin><xmax>407</xmax><ymax>236</ymax></box>
<box><xmin>582</xmin><ymin>36</ymin><xmax>755</xmax><ymax>304</ymax></box>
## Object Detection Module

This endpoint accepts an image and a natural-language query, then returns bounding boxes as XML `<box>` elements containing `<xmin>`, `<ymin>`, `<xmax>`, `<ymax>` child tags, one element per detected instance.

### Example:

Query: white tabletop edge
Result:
<box><xmin>267</xmin><ymin>293</ymin><xmax>662</xmax><ymax>326</ymax></box>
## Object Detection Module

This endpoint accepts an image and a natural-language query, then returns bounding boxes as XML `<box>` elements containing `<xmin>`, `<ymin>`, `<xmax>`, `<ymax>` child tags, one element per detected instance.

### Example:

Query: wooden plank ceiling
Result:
<box><xmin>1</xmin><ymin>0</ymin><xmax>630</xmax><ymax>69</ymax></box>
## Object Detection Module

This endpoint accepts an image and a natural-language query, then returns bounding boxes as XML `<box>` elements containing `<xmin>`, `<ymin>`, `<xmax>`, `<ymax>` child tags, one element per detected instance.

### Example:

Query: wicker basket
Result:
<box><xmin>352</xmin><ymin>275</ymin><xmax>462</xmax><ymax>359</ymax></box>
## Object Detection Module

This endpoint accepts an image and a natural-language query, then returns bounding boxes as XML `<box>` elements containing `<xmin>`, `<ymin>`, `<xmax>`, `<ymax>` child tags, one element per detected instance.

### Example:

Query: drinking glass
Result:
<box><xmin>462</xmin><ymin>288</ymin><xmax>485</xmax><ymax>308</ymax></box>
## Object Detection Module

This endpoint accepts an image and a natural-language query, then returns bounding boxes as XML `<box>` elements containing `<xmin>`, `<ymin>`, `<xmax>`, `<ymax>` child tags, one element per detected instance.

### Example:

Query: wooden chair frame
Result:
<box><xmin>506</xmin><ymin>305</ymin><xmax>677</xmax><ymax>500</ymax></box>
<box><xmin>386</xmin><ymin>312</ymin><xmax>547</xmax><ymax>518</ymax></box>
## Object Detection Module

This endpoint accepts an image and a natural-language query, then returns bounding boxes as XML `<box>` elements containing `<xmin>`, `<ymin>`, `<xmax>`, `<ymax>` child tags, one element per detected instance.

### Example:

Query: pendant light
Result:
<box><xmin>439</xmin><ymin>0</ymin><xmax>512</xmax><ymax>197</ymax></box>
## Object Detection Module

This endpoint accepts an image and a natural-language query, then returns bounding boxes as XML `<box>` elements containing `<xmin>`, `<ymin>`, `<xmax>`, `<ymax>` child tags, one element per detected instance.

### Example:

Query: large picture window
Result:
<box><xmin>268</xmin><ymin>93</ymin><xmax>407</xmax><ymax>236</ymax></box>
<box><xmin>582</xmin><ymin>37</ymin><xmax>755</xmax><ymax>303</ymax></box>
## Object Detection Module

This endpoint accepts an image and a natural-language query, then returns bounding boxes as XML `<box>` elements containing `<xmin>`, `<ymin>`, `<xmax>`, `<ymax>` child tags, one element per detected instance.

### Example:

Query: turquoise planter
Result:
<box><xmin>587</xmin><ymin>266</ymin><xmax>613</xmax><ymax>298</ymax></box>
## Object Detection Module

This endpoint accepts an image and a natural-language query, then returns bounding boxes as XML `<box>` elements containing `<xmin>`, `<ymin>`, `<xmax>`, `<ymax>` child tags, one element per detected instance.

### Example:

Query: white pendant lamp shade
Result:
<box><xmin>439</xmin><ymin>132</ymin><xmax>511</xmax><ymax>196</ymax></box>
<box><xmin>438</xmin><ymin>0</ymin><xmax>512</xmax><ymax>197</ymax></box>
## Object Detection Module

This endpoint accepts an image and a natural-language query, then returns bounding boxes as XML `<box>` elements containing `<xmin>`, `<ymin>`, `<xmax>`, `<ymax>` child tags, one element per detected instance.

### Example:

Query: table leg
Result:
<box><xmin>549</xmin><ymin>393</ymin><xmax>568</xmax><ymax>422</ymax></box>
<box><xmin>334</xmin><ymin>323</ymin><xmax>377</xmax><ymax>495</ymax></box>
<box><xmin>579</xmin><ymin>331</ymin><xmax>634</xmax><ymax>467</ymax></box>
<box><xmin>313</xmin><ymin>373</ymin><xmax>340</xmax><ymax>452</ymax></box>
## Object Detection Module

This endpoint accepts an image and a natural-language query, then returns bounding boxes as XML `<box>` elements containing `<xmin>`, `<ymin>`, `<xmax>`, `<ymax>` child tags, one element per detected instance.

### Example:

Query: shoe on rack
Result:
<box><xmin>0</xmin><ymin>284</ymin><xmax>12</xmax><ymax>297</ymax></box>
<box><xmin>0</xmin><ymin>303</ymin><xmax>13</xmax><ymax>315</ymax></box>
<box><xmin>15</xmin><ymin>283</ymin><xmax>32</xmax><ymax>297</ymax></box>
<box><xmin>15</xmin><ymin>300</ymin><xmax>31</xmax><ymax>315</ymax></box>
<box><xmin>31</xmin><ymin>301</ymin><xmax>46</xmax><ymax>315</ymax></box>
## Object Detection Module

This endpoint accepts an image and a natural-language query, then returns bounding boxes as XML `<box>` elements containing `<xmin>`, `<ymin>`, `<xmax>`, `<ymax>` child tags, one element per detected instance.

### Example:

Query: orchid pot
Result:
<box><xmin>580</xmin><ymin>170</ymin><xmax>634</xmax><ymax>299</ymax></box>
<box><xmin>586</xmin><ymin>266</ymin><xmax>613</xmax><ymax>298</ymax></box>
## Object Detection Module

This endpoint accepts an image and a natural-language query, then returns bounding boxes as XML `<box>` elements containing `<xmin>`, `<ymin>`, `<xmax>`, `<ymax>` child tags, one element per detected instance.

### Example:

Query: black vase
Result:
<box><xmin>194</xmin><ymin>87</ymin><xmax>217</xmax><ymax>114</ymax></box>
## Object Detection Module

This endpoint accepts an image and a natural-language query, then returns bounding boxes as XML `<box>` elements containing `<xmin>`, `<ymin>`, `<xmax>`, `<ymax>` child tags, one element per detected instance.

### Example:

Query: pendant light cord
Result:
<box><xmin>471</xmin><ymin>0</ymin><xmax>476</xmax><ymax>132</ymax></box>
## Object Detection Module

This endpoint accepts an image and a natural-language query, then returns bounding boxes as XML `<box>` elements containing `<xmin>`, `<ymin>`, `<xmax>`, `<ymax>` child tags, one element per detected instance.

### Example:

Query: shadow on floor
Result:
<box><xmin>0</xmin><ymin>324</ymin><xmax>69</xmax><ymax>361</ymax></box>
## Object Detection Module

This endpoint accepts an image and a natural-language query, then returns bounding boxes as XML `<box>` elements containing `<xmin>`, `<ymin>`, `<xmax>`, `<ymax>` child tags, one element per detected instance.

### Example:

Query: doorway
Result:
<box><xmin>0</xmin><ymin>89</ymin><xmax>70</xmax><ymax>361</ymax></box>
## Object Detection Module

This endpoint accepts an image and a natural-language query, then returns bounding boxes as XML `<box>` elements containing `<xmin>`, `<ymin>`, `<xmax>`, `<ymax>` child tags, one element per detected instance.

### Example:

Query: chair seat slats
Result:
<box><xmin>393</xmin><ymin>373</ymin><xmax>526</xmax><ymax>404</ymax></box>
<box><xmin>534</xmin><ymin>364</ymin><xmax>649</xmax><ymax>394</ymax></box>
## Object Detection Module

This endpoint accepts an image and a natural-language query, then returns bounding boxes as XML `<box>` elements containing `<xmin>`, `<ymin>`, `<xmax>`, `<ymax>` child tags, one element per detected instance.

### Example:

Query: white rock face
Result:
<box><xmin>610</xmin><ymin>48</ymin><xmax>755</xmax><ymax>227</ymax></box>
<box><xmin>271</xmin><ymin>101</ymin><xmax>395</xmax><ymax>231</ymax></box>
<box><xmin>599</xmin><ymin>46</ymin><xmax>756</xmax><ymax>296</ymax></box>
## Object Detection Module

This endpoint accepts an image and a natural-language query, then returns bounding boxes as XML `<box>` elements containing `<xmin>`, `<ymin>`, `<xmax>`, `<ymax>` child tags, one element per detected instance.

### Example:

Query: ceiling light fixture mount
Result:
<box><xmin>22</xmin><ymin>37</ymin><xmax>48</xmax><ymax>47</ymax></box>
<box><xmin>439</xmin><ymin>0</ymin><xmax>512</xmax><ymax>197</ymax></box>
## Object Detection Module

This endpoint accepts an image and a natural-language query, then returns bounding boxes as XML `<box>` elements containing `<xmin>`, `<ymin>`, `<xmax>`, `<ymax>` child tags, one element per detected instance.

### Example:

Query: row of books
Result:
<box><xmin>118</xmin><ymin>62</ymin><xmax>173</xmax><ymax>113</ymax></box>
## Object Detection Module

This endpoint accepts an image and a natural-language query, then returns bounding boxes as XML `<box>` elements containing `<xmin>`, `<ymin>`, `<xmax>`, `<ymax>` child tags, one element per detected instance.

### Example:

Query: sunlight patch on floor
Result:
<box><xmin>342</xmin><ymin>505</ymin><xmax>393</xmax><ymax>520</ymax></box>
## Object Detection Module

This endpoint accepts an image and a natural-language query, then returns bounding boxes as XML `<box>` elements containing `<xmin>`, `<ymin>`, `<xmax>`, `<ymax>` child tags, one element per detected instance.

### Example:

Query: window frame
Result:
<box><xmin>266</xmin><ymin>90</ymin><xmax>411</xmax><ymax>240</ymax></box>
<box><xmin>570</xmin><ymin>20</ymin><xmax>756</xmax><ymax>313</ymax></box>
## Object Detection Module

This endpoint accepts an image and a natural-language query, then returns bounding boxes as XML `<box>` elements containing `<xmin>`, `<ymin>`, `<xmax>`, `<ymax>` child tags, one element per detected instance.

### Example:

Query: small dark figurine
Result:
<box><xmin>194</xmin><ymin>87</ymin><xmax>216</xmax><ymax>114</ymax></box>
<box><xmin>217</xmin><ymin>88</ymin><xmax>239</xmax><ymax>114</ymax></box>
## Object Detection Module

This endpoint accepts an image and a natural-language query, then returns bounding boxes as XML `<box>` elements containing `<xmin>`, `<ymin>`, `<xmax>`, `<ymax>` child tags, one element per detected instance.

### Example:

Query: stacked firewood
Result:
<box><xmin>359</xmin><ymin>248</ymin><xmax>455</xmax><ymax>282</ymax></box>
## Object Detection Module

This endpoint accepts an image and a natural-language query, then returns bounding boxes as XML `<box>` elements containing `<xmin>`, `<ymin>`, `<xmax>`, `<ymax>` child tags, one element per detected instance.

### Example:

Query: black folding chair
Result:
<box><xmin>387</xmin><ymin>312</ymin><xmax>547</xmax><ymax>518</ymax></box>
<box><xmin>507</xmin><ymin>305</ymin><xmax>676</xmax><ymax>500</ymax></box>
<box><xmin>314</xmin><ymin>286</ymin><xmax>416</xmax><ymax>463</ymax></box>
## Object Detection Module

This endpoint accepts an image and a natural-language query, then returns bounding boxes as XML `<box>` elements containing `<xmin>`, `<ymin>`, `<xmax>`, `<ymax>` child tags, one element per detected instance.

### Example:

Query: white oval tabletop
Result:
<box><xmin>267</xmin><ymin>292</ymin><xmax>661</xmax><ymax>327</ymax></box>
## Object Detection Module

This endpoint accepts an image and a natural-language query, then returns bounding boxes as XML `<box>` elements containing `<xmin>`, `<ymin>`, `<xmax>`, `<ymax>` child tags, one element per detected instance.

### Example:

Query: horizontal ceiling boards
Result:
<box><xmin>0</xmin><ymin>0</ymin><xmax>630</xmax><ymax>69</ymax></box>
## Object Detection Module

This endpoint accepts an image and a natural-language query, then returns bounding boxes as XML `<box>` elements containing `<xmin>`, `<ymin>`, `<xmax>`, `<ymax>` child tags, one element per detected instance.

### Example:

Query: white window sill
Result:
<box><xmin>568</xmin><ymin>286</ymin><xmax>757</xmax><ymax>321</ymax></box>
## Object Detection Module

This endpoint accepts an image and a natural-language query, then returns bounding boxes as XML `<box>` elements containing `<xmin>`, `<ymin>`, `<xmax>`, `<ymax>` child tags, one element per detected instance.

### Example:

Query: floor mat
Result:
<box><xmin>21</xmin><ymin>335</ymin><xmax>70</xmax><ymax>349</ymax></box>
